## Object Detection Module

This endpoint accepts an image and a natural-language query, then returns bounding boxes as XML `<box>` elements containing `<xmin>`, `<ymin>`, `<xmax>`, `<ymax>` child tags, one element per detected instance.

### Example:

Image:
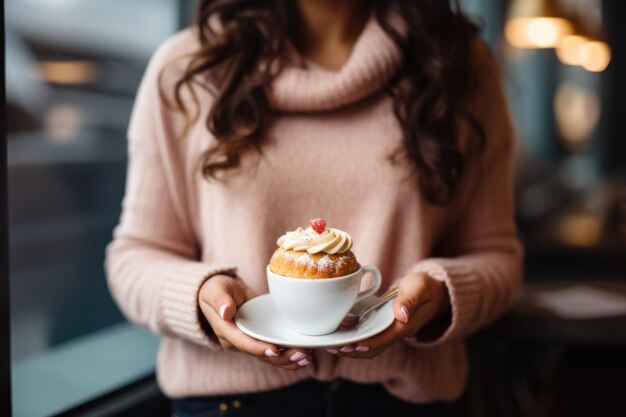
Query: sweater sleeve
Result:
<box><xmin>405</xmin><ymin>44</ymin><xmax>523</xmax><ymax>348</ymax></box>
<box><xmin>105</xmin><ymin>32</ymin><xmax>234</xmax><ymax>350</ymax></box>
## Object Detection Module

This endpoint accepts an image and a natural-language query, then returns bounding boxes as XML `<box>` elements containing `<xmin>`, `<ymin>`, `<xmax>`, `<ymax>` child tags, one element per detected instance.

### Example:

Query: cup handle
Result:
<box><xmin>355</xmin><ymin>265</ymin><xmax>382</xmax><ymax>302</ymax></box>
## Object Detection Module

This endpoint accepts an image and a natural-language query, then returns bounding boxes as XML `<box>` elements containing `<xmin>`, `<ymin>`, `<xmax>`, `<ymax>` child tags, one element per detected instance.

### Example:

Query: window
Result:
<box><xmin>6</xmin><ymin>1</ymin><xmax>183</xmax><ymax>415</ymax></box>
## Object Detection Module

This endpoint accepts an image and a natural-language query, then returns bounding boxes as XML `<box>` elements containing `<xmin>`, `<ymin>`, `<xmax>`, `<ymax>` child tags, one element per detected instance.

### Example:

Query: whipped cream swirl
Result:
<box><xmin>277</xmin><ymin>226</ymin><xmax>353</xmax><ymax>254</ymax></box>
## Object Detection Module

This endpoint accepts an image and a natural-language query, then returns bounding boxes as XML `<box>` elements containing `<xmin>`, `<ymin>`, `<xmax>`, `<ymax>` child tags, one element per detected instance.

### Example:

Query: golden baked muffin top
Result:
<box><xmin>269</xmin><ymin>219</ymin><xmax>360</xmax><ymax>279</ymax></box>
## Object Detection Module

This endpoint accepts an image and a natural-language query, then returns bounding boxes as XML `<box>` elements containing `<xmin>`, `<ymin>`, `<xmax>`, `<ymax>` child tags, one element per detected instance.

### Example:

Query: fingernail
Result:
<box><xmin>290</xmin><ymin>352</ymin><xmax>306</xmax><ymax>362</ymax></box>
<box><xmin>400</xmin><ymin>305</ymin><xmax>409</xmax><ymax>323</ymax></box>
<box><xmin>326</xmin><ymin>348</ymin><xmax>339</xmax><ymax>354</ymax></box>
<box><xmin>218</xmin><ymin>304</ymin><xmax>228</xmax><ymax>320</ymax></box>
<box><xmin>264</xmin><ymin>348</ymin><xmax>278</xmax><ymax>357</ymax></box>
<box><xmin>340</xmin><ymin>346</ymin><xmax>354</xmax><ymax>353</ymax></box>
<box><xmin>297</xmin><ymin>358</ymin><xmax>310</xmax><ymax>366</ymax></box>
<box><xmin>356</xmin><ymin>346</ymin><xmax>370</xmax><ymax>352</ymax></box>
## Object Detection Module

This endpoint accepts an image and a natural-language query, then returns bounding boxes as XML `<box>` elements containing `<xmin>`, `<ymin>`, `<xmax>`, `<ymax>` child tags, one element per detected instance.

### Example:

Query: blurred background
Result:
<box><xmin>4</xmin><ymin>0</ymin><xmax>625</xmax><ymax>416</ymax></box>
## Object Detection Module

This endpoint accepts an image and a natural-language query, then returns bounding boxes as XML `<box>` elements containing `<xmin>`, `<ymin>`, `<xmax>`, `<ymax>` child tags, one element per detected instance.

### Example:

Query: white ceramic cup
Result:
<box><xmin>266</xmin><ymin>265</ymin><xmax>382</xmax><ymax>336</ymax></box>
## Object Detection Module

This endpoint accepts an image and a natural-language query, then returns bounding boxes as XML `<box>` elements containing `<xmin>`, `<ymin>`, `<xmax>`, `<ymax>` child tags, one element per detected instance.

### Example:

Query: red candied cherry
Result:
<box><xmin>310</xmin><ymin>218</ymin><xmax>326</xmax><ymax>234</ymax></box>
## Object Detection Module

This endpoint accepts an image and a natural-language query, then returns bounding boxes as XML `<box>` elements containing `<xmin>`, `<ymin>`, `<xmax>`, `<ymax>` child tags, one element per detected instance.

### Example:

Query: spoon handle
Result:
<box><xmin>359</xmin><ymin>287</ymin><xmax>399</xmax><ymax>318</ymax></box>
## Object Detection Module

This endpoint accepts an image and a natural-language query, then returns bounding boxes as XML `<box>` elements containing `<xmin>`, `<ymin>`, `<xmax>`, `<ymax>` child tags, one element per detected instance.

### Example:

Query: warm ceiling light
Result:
<box><xmin>44</xmin><ymin>104</ymin><xmax>82</xmax><ymax>143</ymax></box>
<box><xmin>554</xmin><ymin>82</ymin><xmax>600</xmax><ymax>148</ymax></box>
<box><xmin>559</xmin><ymin>213</ymin><xmax>601</xmax><ymax>247</ymax></box>
<box><xmin>505</xmin><ymin>0</ymin><xmax>572</xmax><ymax>48</ymax></box>
<box><xmin>506</xmin><ymin>17</ymin><xmax>572</xmax><ymax>48</ymax></box>
<box><xmin>556</xmin><ymin>35</ymin><xmax>588</xmax><ymax>65</ymax></box>
<box><xmin>579</xmin><ymin>41</ymin><xmax>611</xmax><ymax>72</ymax></box>
<box><xmin>35</xmin><ymin>60</ymin><xmax>98</xmax><ymax>85</ymax></box>
<box><xmin>555</xmin><ymin>11</ymin><xmax>611</xmax><ymax>73</ymax></box>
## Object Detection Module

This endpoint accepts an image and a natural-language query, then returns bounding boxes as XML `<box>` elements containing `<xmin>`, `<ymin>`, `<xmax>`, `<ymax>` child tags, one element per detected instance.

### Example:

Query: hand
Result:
<box><xmin>198</xmin><ymin>274</ymin><xmax>312</xmax><ymax>370</ymax></box>
<box><xmin>325</xmin><ymin>271</ymin><xmax>450</xmax><ymax>358</ymax></box>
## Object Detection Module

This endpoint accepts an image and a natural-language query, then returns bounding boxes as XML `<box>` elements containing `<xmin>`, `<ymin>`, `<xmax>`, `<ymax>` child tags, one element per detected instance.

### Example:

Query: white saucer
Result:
<box><xmin>235</xmin><ymin>294</ymin><xmax>395</xmax><ymax>348</ymax></box>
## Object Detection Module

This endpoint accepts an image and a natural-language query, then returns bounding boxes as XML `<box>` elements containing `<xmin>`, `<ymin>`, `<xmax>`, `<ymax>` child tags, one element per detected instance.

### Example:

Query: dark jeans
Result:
<box><xmin>171</xmin><ymin>379</ymin><xmax>459</xmax><ymax>417</ymax></box>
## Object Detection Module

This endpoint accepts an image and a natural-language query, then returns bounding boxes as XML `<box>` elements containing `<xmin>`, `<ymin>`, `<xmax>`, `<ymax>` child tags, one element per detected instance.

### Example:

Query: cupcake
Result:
<box><xmin>269</xmin><ymin>219</ymin><xmax>360</xmax><ymax>279</ymax></box>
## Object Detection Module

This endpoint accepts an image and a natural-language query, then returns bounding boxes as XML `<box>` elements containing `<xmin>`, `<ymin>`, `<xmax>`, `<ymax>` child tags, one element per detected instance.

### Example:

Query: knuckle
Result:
<box><xmin>218</xmin><ymin>339</ymin><xmax>233</xmax><ymax>350</ymax></box>
<box><xmin>198</xmin><ymin>287</ymin><xmax>213</xmax><ymax>305</ymax></box>
<box><xmin>210</xmin><ymin>277</ymin><xmax>232</xmax><ymax>294</ymax></box>
<box><xmin>202</xmin><ymin>277</ymin><xmax>221</xmax><ymax>292</ymax></box>
<box><xmin>262</xmin><ymin>355</ymin><xmax>276</xmax><ymax>364</ymax></box>
<box><xmin>404</xmin><ymin>273</ymin><xmax>427</xmax><ymax>290</ymax></box>
<box><xmin>212</xmin><ymin>274</ymin><xmax>232</xmax><ymax>284</ymax></box>
<box><xmin>271</xmin><ymin>356</ymin><xmax>290</xmax><ymax>366</ymax></box>
<box><xmin>403</xmin><ymin>293</ymin><xmax>424</xmax><ymax>309</ymax></box>
<box><xmin>222</xmin><ymin>341</ymin><xmax>236</xmax><ymax>351</ymax></box>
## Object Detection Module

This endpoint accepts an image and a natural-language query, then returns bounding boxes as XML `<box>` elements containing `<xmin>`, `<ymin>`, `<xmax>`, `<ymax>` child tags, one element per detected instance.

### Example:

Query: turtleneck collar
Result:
<box><xmin>266</xmin><ymin>9</ymin><xmax>406</xmax><ymax>112</ymax></box>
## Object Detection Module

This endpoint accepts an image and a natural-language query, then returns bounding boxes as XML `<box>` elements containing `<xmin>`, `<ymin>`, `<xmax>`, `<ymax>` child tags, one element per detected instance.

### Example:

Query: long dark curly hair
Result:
<box><xmin>165</xmin><ymin>0</ymin><xmax>486</xmax><ymax>205</ymax></box>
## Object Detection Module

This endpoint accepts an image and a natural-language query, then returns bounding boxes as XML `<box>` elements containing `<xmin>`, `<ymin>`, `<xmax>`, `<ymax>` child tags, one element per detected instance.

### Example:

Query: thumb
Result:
<box><xmin>203</xmin><ymin>275</ymin><xmax>248</xmax><ymax>321</ymax></box>
<box><xmin>392</xmin><ymin>273</ymin><xmax>429</xmax><ymax>324</ymax></box>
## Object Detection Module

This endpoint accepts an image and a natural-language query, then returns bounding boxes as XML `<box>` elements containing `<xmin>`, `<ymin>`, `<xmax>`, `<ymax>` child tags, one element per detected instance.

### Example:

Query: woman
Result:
<box><xmin>105</xmin><ymin>0</ymin><xmax>523</xmax><ymax>415</ymax></box>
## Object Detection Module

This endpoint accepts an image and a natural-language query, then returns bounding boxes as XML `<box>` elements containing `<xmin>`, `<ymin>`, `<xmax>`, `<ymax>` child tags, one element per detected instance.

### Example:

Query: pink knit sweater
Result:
<box><xmin>105</xmin><ymin>12</ymin><xmax>523</xmax><ymax>404</ymax></box>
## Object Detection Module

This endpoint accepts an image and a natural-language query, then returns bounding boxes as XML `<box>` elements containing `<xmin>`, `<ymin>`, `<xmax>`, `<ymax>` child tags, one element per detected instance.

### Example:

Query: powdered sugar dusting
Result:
<box><xmin>274</xmin><ymin>248</ymin><xmax>358</xmax><ymax>278</ymax></box>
